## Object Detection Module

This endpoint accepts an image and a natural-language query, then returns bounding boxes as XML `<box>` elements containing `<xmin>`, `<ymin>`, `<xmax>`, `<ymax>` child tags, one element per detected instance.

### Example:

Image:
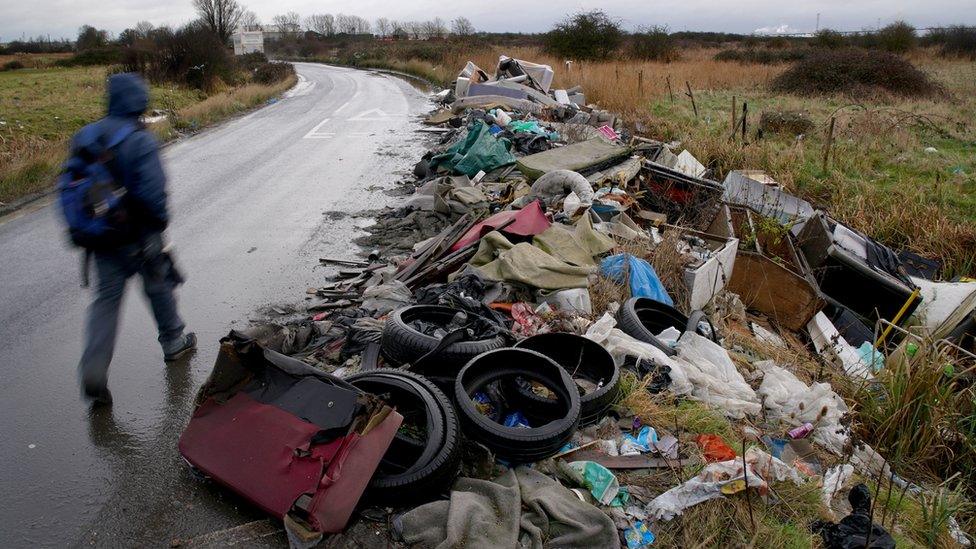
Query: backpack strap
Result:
<box><xmin>104</xmin><ymin>122</ymin><xmax>139</xmax><ymax>149</ymax></box>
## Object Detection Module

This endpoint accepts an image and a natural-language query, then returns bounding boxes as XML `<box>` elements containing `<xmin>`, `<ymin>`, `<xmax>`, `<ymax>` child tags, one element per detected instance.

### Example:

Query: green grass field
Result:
<box><xmin>0</xmin><ymin>65</ymin><xmax>203</xmax><ymax>204</ymax></box>
<box><xmin>0</xmin><ymin>62</ymin><xmax>294</xmax><ymax>207</ymax></box>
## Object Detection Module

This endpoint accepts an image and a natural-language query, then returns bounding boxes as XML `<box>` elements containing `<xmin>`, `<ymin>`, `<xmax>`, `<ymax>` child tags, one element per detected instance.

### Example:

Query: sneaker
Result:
<box><xmin>164</xmin><ymin>332</ymin><xmax>197</xmax><ymax>362</ymax></box>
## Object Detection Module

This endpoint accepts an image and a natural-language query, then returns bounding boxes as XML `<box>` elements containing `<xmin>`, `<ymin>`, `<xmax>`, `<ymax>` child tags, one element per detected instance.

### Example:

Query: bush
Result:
<box><xmin>714</xmin><ymin>48</ymin><xmax>808</xmax><ymax>64</ymax></box>
<box><xmin>544</xmin><ymin>10</ymin><xmax>622</xmax><ymax>60</ymax></box>
<box><xmin>812</xmin><ymin>28</ymin><xmax>846</xmax><ymax>49</ymax></box>
<box><xmin>1</xmin><ymin>60</ymin><xmax>25</xmax><ymax>71</ymax></box>
<box><xmin>876</xmin><ymin>21</ymin><xmax>917</xmax><ymax>53</ymax></box>
<box><xmin>924</xmin><ymin>25</ymin><xmax>976</xmax><ymax>59</ymax></box>
<box><xmin>120</xmin><ymin>22</ymin><xmax>236</xmax><ymax>91</ymax></box>
<box><xmin>237</xmin><ymin>51</ymin><xmax>269</xmax><ymax>71</ymax></box>
<box><xmin>55</xmin><ymin>47</ymin><xmax>123</xmax><ymax>67</ymax></box>
<box><xmin>629</xmin><ymin>25</ymin><xmax>679</xmax><ymax>61</ymax></box>
<box><xmin>253</xmin><ymin>62</ymin><xmax>295</xmax><ymax>84</ymax></box>
<box><xmin>771</xmin><ymin>48</ymin><xmax>939</xmax><ymax>98</ymax></box>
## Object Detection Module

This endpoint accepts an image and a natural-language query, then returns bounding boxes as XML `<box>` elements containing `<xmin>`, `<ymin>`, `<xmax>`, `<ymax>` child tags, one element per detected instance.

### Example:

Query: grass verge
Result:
<box><xmin>0</xmin><ymin>64</ymin><xmax>295</xmax><ymax>207</ymax></box>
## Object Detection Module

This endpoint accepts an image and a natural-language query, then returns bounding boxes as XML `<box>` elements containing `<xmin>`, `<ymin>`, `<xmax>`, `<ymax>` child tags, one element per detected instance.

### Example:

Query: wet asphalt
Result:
<box><xmin>0</xmin><ymin>63</ymin><xmax>430</xmax><ymax>547</ymax></box>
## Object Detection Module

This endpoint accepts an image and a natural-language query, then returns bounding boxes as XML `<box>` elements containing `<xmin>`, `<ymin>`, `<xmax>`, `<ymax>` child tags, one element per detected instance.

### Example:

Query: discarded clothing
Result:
<box><xmin>398</xmin><ymin>467</ymin><xmax>618</xmax><ymax>549</ymax></box>
<box><xmin>471</xmin><ymin>232</ymin><xmax>595</xmax><ymax>290</ymax></box>
<box><xmin>533</xmin><ymin>215</ymin><xmax>614</xmax><ymax>268</ymax></box>
<box><xmin>451</xmin><ymin>199</ymin><xmax>551</xmax><ymax>252</ymax></box>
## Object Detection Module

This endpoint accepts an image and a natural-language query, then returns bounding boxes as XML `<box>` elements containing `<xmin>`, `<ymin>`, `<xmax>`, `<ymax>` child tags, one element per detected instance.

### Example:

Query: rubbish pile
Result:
<box><xmin>178</xmin><ymin>55</ymin><xmax>976</xmax><ymax>547</ymax></box>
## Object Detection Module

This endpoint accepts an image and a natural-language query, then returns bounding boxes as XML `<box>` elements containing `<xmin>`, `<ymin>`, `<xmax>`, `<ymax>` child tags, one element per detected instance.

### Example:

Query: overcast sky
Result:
<box><xmin>3</xmin><ymin>0</ymin><xmax>975</xmax><ymax>42</ymax></box>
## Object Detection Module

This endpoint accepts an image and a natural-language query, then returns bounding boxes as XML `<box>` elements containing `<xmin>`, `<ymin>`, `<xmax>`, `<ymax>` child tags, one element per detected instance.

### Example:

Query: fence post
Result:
<box><xmin>822</xmin><ymin>116</ymin><xmax>836</xmax><ymax>172</ymax></box>
<box><xmin>685</xmin><ymin>81</ymin><xmax>698</xmax><ymax>117</ymax></box>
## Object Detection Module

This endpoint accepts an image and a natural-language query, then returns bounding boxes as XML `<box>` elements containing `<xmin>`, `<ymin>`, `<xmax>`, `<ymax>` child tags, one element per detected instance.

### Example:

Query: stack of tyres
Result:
<box><xmin>454</xmin><ymin>348</ymin><xmax>580</xmax><ymax>462</ymax></box>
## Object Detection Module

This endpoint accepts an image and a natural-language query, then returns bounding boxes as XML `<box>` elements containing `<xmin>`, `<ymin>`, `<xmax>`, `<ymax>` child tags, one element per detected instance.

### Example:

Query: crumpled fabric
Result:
<box><xmin>361</xmin><ymin>280</ymin><xmax>412</xmax><ymax>315</ymax></box>
<box><xmin>398</xmin><ymin>467</ymin><xmax>618</xmax><ymax>549</ymax></box>
<box><xmin>647</xmin><ymin>447</ymin><xmax>802</xmax><ymax>520</ymax></box>
<box><xmin>429</xmin><ymin>119</ymin><xmax>517</xmax><ymax>177</ymax></box>
<box><xmin>404</xmin><ymin>175</ymin><xmax>489</xmax><ymax>214</ymax></box>
<box><xmin>673</xmin><ymin>332</ymin><xmax>761</xmax><ymax>419</ymax></box>
<box><xmin>585</xmin><ymin>313</ymin><xmax>693</xmax><ymax>395</ymax></box>
<box><xmin>472</xmin><ymin>231</ymin><xmax>595</xmax><ymax>290</ymax></box>
<box><xmin>756</xmin><ymin>360</ymin><xmax>850</xmax><ymax>455</ymax></box>
<box><xmin>414</xmin><ymin>266</ymin><xmax>511</xmax><ymax>325</ymax></box>
<box><xmin>533</xmin><ymin>215</ymin><xmax>615</xmax><ymax>267</ymax></box>
<box><xmin>451</xmin><ymin>199</ymin><xmax>551</xmax><ymax>252</ymax></box>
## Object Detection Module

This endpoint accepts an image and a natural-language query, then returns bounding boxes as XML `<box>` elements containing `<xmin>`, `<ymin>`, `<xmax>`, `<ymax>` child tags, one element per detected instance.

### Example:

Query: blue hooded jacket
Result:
<box><xmin>94</xmin><ymin>73</ymin><xmax>169</xmax><ymax>235</ymax></box>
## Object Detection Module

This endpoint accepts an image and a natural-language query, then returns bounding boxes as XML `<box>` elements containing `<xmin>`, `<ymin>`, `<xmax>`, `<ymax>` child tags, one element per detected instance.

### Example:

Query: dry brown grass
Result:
<box><xmin>173</xmin><ymin>74</ymin><xmax>296</xmax><ymax>130</ymax></box>
<box><xmin>365</xmin><ymin>44</ymin><xmax>975</xmax><ymax>274</ymax></box>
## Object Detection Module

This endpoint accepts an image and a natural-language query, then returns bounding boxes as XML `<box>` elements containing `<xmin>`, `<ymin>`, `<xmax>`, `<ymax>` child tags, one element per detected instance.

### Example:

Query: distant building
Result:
<box><xmin>232</xmin><ymin>31</ymin><xmax>264</xmax><ymax>55</ymax></box>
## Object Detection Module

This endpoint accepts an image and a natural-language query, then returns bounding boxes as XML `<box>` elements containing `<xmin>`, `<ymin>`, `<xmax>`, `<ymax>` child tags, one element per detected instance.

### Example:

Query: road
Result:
<box><xmin>0</xmin><ymin>63</ymin><xmax>429</xmax><ymax>547</ymax></box>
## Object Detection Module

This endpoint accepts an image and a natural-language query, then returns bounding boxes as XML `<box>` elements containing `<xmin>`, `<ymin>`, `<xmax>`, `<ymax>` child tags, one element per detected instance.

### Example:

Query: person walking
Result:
<box><xmin>59</xmin><ymin>73</ymin><xmax>195</xmax><ymax>406</ymax></box>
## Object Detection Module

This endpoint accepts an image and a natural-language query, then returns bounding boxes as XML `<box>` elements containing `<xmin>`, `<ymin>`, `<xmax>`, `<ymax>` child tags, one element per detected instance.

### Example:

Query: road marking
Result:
<box><xmin>302</xmin><ymin>117</ymin><xmax>331</xmax><ymax>139</ymax></box>
<box><xmin>334</xmin><ymin>98</ymin><xmax>351</xmax><ymax>114</ymax></box>
<box><xmin>347</xmin><ymin>108</ymin><xmax>405</xmax><ymax>121</ymax></box>
<box><xmin>284</xmin><ymin>74</ymin><xmax>316</xmax><ymax>98</ymax></box>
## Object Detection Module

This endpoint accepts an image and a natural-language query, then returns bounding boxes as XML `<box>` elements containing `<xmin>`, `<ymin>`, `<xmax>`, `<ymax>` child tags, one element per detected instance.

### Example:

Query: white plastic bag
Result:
<box><xmin>756</xmin><ymin>361</ymin><xmax>849</xmax><ymax>455</ymax></box>
<box><xmin>672</xmin><ymin>332</ymin><xmax>761</xmax><ymax>419</ymax></box>
<box><xmin>585</xmin><ymin>314</ymin><xmax>693</xmax><ymax>395</ymax></box>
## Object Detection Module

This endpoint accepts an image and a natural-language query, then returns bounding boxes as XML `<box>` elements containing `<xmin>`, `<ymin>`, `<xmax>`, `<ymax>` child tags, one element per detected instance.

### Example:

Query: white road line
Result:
<box><xmin>302</xmin><ymin>117</ymin><xmax>331</xmax><ymax>139</ymax></box>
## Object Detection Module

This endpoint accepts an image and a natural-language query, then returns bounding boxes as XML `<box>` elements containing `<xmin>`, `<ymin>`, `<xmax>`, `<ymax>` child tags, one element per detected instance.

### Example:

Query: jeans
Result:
<box><xmin>78</xmin><ymin>237</ymin><xmax>185</xmax><ymax>394</ymax></box>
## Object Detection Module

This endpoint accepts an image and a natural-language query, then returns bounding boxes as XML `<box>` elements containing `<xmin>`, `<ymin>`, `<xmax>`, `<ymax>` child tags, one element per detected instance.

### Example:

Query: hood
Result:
<box><xmin>107</xmin><ymin>73</ymin><xmax>149</xmax><ymax>117</ymax></box>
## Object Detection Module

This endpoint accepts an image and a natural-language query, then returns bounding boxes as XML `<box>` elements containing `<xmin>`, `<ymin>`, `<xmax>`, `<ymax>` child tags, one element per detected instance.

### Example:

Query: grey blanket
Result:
<box><xmin>398</xmin><ymin>467</ymin><xmax>618</xmax><ymax>548</ymax></box>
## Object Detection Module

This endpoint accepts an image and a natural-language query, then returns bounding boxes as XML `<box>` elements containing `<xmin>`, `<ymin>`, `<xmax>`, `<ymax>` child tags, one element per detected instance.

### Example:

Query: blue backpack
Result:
<box><xmin>58</xmin><ymin>122</ymin><xmax>138</xmax><ymax>249</ymax></box>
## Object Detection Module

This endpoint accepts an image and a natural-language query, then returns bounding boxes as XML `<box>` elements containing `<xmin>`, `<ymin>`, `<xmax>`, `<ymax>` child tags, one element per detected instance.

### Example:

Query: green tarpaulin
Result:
<box><xmin>430</xmin><ymin>120</ymin><xmax>517</xmax><ymax>177</ymax></box>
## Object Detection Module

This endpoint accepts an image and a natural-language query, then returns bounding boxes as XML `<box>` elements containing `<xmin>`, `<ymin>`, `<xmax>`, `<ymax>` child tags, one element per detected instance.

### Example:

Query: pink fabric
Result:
<box><xmin>450</xmin><ymin>200</ymin><xmax>551</xmax><ymax>252</ymax></box>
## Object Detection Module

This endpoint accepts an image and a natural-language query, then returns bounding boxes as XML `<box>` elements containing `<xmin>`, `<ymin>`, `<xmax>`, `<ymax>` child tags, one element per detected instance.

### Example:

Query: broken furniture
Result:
<box><xmin>178</xmin><ymin>332</ymin><xmax>402</xmax><ymax>537</ymax></box>
<box><xmin>708</xmin><ymin>205</ymin><xmax>824</xmax><ymax>331</ymax></box>
<box><xmin>797</xmin><ymin>212</ymin><xmax>921</xmax><ymax>332</ymax></box>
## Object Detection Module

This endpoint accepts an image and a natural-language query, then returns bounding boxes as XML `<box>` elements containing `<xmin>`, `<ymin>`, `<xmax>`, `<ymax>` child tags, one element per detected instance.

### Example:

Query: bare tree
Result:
<box><xmin>404</xmin><ymin>21</ymin><xmax>422</xmax><ymax>40</ymax></box>
<box><xmin>420</xmin><ymin>18</ymin><xmax>447</xmax><ymax>39</ymax></box>
<box><xmin>374</xmin><ymin>17</ymin><xmax>391</xmax><ymax>37</ymax></box>
<box><xmin>450</xmin><ymin>17</ymin><xmax>474</xmax><ymax>36</ymax></box>
<box><xmin>193</xmin><ymin>0</ymin><xmax>245</xmax><ymax>43</ymax></box>
<box><xmin>238</xmin><ymin>10</ymin><xmax>260</xmax><ymax>31</ymax></box>
<box><xmin>305</xmin><ymin>14</ymin><xmax>335</xmax><ymax>36</ymax></box>
<box><xmin>334</xmin><ymin>14</ymin><xmax>353</xmax><ymax>34</ymax></box>
<box><xmin>390</xmin><ymin>20</ymin><xmax>409</xmax><ymax>40</ymax></box>
<box><xmin>335</xmin><ymin>14</ymin><xmax>370</xmax><ymax>35</ymax></box>
<box><xmin>271</xmin><ymin>11</ymin><xmax>302</xmax><ymax>33</ymax></box>
<box><xmin>352</xmin><ymin>16</ymin><xmax>371</xmax><ymax>34</ymax></box>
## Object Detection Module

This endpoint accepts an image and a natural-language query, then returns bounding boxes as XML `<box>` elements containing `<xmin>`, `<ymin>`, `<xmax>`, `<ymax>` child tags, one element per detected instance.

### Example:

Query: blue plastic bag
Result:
<box><xmin>621</xmin><ymin>426</ymin><xmax>658</xmax><ymax>453</ymax></box>
<box><xmin>600</xmin><ymin>254</ymin><xmax>673</xmax><ymax>306</ymax></box>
